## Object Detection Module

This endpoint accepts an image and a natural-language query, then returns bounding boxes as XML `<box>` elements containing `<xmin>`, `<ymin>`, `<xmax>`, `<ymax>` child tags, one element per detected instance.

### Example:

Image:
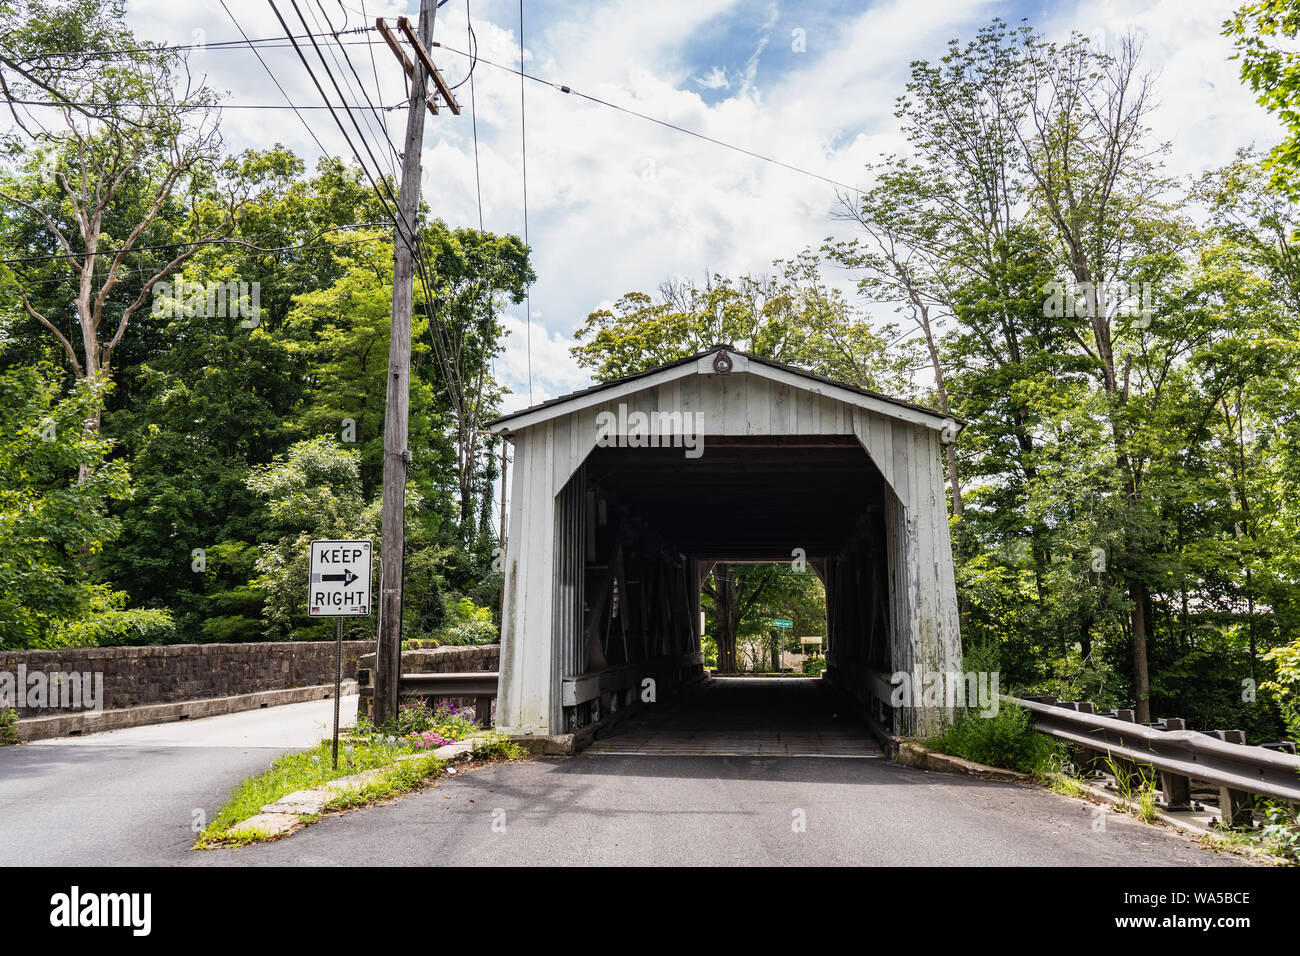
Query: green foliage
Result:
<box><xmin>0</xmin><ymin>4</ymin><xmax>527</xmax><ymax>654</ymax></box>
<box><xmin>0</xmin><ymin>365</ymin><xmax>134</xmax><ymax>648</ymax></box>
<box><xmin>434</xmin><ymin>595</ymin><xmax>498</xmax><ymax>646</ymax></box>
<box><xmin>924</xmin><ymin>704</ymin><xmax>1065</xmax><ymax>775</ymax></box>
<box><xmin>571</xmin><ymin>253</ymin><xmax>912</xmax><ymax>393</ymax></box>
<box><xmin>471</xmin><ymin>732</ymin><xmax>527</xmax><ymax>761</ymax></box>
<box><xmin>0</xmin><ymin>708</ymin><xmax>17</xmax><ymax>745</ymax></box>
<box><xmin>1263</xmin><ymin>638</ymin><xmax>1300</xmax><ymax>740</ymax></box>
<box><xmin>1260</xmin><ymin>804</ymin><xmax>1300</xmax><ymax>863</ymax></box>
<box><xmin>244</xmin><ymin>437</ymin><xmax>383</xmax><ymax>641</ymax></box>
<box><xmin>47</xmin><ymin>585</ymin><xmax>174</xmax><ymax>647</ymax></box>
<box><xmin>802</xmin><ymin>655</ymin><xmax>826</xmax><ymax>676</ymax></box>
<box><xmin>195</xmin><ymin>734</ymin><xmax>439</xmax><ymax>846</ymax></box>
<box><xmin>384</xmin><ymin>697</ymin><xmax>480</xmax><ymax>743</ymax></box>
<box><xmin>1225</xmin><ymin>1</ymin><xmax>1300</xmax><ymax>200</ymax></box>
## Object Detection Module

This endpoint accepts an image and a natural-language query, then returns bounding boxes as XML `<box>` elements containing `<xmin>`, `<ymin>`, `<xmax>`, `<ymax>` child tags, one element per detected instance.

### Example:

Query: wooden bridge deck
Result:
<box><xmin>582</xmin><ymin>676</ymin><xmax>881</xmax><ymax>757</ymax></box>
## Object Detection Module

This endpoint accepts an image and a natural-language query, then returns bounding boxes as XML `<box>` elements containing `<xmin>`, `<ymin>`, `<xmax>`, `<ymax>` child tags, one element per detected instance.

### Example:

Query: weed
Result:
<box><xmin>0</xmin><ymin>708</ymin><xmax>18</xmax><ymax>745</ymax></box>
<box><xmin>924</xmin><ymin>702</ymin><xmax>1064</xmax><ymax>775</ymax></box>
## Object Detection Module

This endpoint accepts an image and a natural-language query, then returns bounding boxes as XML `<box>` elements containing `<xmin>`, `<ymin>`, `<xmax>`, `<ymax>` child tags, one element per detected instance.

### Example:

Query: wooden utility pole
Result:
<box><xmin>498</xmin><ymin>441</ymin><xmax>508</xmax><ymax>617</ymax></box>
<box><xmin>373</xmin><ymin>0</ymin><xmax>459</xmax><ymax>728</ymax></box>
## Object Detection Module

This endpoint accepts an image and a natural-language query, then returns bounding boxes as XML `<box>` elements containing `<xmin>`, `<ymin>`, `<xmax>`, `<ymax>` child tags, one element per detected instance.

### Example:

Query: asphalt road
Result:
<box><xmin>192</xmin><ymin>751</ymin><xmax>1247</xmax><ymax>867</ymax></box>
<box><xmin>0</xmin><ymin>695</ymin><xmax>356</xmax><ymax>867</ymax></box>
<box><xmin>0</xmin><ymin>683</ymin><xmax>1253</xmax><ymax>866</ymax></box>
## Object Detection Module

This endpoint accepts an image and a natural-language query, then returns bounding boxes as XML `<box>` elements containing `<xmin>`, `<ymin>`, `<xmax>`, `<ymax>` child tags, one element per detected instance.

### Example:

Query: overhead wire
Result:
<box><xmin>15</xmin><ymin>26</ymin><xmax>862</xmax><ymax>195</ymax></box>
<box><xmin>265</xmin><ymin>0</ymin><xmax>465</xmax><ymax>418</ymax></box>
<box><xmin>518</xmin><ymin>0</ymin><xmax>533</xmax><ymax>405</ymax></box>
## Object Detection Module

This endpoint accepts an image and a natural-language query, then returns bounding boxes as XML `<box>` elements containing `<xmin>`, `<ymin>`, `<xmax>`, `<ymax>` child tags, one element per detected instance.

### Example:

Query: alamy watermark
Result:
<box><xmin>151</xmin><ymin>277</ymin><xmax>262</xmax><ymax>328</ymax></box>
<box><xmin>1042</xmin><ymin>279</ymin><xmax>1153</xmax><ymax>327</ymax></box>
<box><xmin>890</xmin><ymin>669</ymin><xmax>1000</xmax><ymax>716</ymax></box>
<box><xmin>595</xmin><ymin>403</ymin><xmax>705</xmax><ymax>459</ymax></box>
<box><xmin>0</xmin><ymin>667</ymin><xmax>104</xmax><ymax>713</ymax></box>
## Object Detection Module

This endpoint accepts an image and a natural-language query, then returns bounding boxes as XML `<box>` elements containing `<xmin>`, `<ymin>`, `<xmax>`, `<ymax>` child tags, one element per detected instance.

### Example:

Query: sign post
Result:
<box><xmin>772</xmin><ymin>619</ymin><xmax>793</xmax><ymax>676</ymax></box>
<box><xmin>308</xmin><ymin>539</ymin><xmax>374</xmax><ymax>768</ymax></box>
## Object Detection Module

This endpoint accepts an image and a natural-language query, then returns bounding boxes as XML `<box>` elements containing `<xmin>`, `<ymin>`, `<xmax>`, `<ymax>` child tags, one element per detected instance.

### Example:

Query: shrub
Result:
<box><xmin>0</xmin><ymin>708</ymin><xmax>18</xmax><ymax>745</ymax></box>
<box><xmin>47</xmin><ymin>586</ymin><xmax>175</xmax><ymax>647</ymax></box>
<box><xmin>924</xmin><ymin>702</ymin><xmax>1063</xmax><ymax>775</ymax></box>
<box><xmin>437</xmin><ymin>596</ymin><xmax>498</xmax><ymax>645</ymax></box>
<box><xmin>383</xmin><ymin>697</ymin><xmax>480</xmax><ymax>746</ymax></box>
<box><xmin>802</xmin><ymin>655</ymin><xmax>826</xmax><ymax>675</ymax></box>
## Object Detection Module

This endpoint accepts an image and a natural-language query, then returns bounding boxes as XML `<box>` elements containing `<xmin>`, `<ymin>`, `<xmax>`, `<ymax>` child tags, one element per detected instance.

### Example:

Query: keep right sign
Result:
<box><xmin>307</xmin><ymin>539</ymin><xmax>373</xmax><ymax>617</ymax></box>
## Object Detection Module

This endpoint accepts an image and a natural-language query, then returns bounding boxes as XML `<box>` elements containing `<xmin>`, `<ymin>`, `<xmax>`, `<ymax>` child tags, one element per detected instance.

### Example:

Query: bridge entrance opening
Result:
<box><xmin>553</xmin><ymin>435</ymin><xmax>893</xmax><ymax>751</ymax></box>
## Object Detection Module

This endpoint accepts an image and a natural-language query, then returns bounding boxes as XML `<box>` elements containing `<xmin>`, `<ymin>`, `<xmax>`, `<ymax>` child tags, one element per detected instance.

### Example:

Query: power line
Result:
<box><xmin>302</xmin><ymin>0</ymin><xmax>399</xmax><ymax>172</ymax></box>
<box><xmin>0</xmin><ymin>222</ymin><xmax>390</xmax><ymax>266</ymax></box>
<box><xmin>221</xmin><ymin>0</ymin><xmax>331</xmax><ymax>161</ymax></box>
<box><xmin>429</xmin><ymin>40</ymin><xmax>865</xmax><ymax>195</ymax></box>
<box><xmin>358</xmin><ymin>0</ymin><xmax>394</xmax><ymax>179</ymax></box>
<box><xmin>466</xmin><ymin>0</ymin><xmax>483</xmax><ymax>231</ymax></box>
<box><xmin>6</xmin><ymin>97</ymin><xmax>402</xmax><ymax>111</ymax></box>
<box><xmin>17</xmin><ymin>28</ymin><xmax>863</xmax><ymax>196</ymax></box>
<box><xmin>14</xmin><ymin>29</ymin><xmax>376</xmax><ymax>61</ymax></box>
<box><xmin>270</xmin><ymin>1</ymin><xmax>464</xmax><ymax>415</ymax></box>
<box><xmin>518</xmin><ymin>0</ymin><xmax>533</xmax><ymax>405</ymax></box>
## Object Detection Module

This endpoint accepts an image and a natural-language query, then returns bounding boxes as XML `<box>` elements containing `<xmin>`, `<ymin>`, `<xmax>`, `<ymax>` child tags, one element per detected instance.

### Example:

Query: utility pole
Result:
<box><xmin>373</xmin><ymin>0</ymin><xmax>460</xmax><ymax>728</ymax></box>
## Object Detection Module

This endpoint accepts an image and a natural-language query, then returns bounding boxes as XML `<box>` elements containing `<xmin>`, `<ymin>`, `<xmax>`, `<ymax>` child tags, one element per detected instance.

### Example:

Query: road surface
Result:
<box><xmin>0</xmin><ymin>682</ymin><xmax>1251</xmax><ymax>866</ymax></box>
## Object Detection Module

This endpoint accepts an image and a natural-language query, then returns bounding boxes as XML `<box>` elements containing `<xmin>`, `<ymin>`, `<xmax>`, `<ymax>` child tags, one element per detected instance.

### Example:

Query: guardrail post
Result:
<box><xmin>1067</xmin><ymin>702</ymin><xmax>1102</xmax><ymax>776</ymax></box>
<box><xmin>474</xmin><ymin>696</ymin><xmax>493</xmax><ymax>729</ymax></box>
<box><xmin>1157</xmin><ymin>717</ymin><xmax>1192</xmax><ymax>810</ymax></box>
<box><xmin>1216</xmin><ymin>729</ymin><xmax>1254</xmax><ymax>827</ymax></box>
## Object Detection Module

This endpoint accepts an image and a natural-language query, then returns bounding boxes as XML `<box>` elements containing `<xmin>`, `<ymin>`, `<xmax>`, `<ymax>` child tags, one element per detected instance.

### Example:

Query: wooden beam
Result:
<box><xmin>398</xmin><ymin>16</ymin><xmax>462</xmax><ymax>115</ymax></box>
<box><xmin>375</xmin><ymin>17</ymin><xmax>441</xmax><ymax>115</ymax></box>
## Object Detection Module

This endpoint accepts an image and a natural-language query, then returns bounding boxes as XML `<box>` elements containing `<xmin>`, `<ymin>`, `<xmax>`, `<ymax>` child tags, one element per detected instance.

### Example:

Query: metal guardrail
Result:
<box><xmin>356</xmin><ymin>669</ymin><xmax>498</xmax><ymax>726</ymax></box>
<box><xmin>1012</xmin><ymin>695</ymin><xmax>1300</xmax><ymax>823</ymax></box>
<box><xmin>399</xmin><ymin>671</ymin><xmax>499</xmax><ymax>698</ymax></box>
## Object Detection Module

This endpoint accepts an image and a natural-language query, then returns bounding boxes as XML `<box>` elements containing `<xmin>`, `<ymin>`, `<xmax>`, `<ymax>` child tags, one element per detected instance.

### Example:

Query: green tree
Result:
<box><xmin>0</xmin><ymin>363</ymin><xmax>143</xmax><ymax>647</ymax></box>
<box><xmin>1225</xmin><ymin>0</ymin><xmax>1300</xmax><ymax>199</ymax></box>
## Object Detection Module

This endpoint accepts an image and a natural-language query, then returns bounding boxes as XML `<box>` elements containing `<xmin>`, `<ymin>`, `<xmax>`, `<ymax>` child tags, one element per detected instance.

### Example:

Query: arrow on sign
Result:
<box><xmin>314</xmin><ymin>569</ymin><xmax>358</xmax><ymax>586</ymax></box>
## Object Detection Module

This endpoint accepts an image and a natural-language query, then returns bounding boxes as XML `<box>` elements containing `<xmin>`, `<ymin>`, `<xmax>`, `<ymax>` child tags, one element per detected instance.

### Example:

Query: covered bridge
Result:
<box><xmin>485</xmin><ymin>347</ymin><xmax>963</xmax><ymax>741</ymax></box>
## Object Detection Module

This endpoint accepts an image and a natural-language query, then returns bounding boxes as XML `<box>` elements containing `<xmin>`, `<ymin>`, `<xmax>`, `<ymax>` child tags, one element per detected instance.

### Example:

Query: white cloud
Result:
<box><xmin>106</xmin><ymin>0</ymin><xmax>1284</xmax><ymax>416</ymax></box>
<box><xmin>495</xmin><ymin>312</ymin><xmax>588</xmax><ymax>412</ymax></box>
<box><xmin>695</xmin><ymin>66</ymin><xmax>730</xmax><ymax>90</ymax></box>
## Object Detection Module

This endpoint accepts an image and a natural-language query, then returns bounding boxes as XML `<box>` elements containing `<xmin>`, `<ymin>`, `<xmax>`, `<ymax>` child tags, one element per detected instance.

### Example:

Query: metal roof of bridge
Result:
<box><xmin>486</xmin><ymin>346</ymin><xmax>965</xmax><ymax>435</ymax></box>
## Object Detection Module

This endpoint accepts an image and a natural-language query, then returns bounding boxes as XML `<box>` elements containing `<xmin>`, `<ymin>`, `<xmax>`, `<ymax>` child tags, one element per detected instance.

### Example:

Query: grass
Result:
<box><xmin>1100</xmin><ymin>754</ymin><xmax>1161</xmax><ymax>823</ymax></box>
<box><xmin>321</xmin><ymin>752</ymin><xmax>446</xmax><ymax>812</ymax></box>
<box><xmin>194</xmin><ymin>734</ymin><xmax>431</xmax><ymax>846</ymax></box>
<box><xmin>1037</xmin><ymin>752</ymin><xmax>1090</xmax><ymax>797</ymax></box>
<box><xmin>194</xmin><ymin>722</ymin><xmax>531</xmax><ymax>848</ymax></box>
<box><xmin>922</xmin><ymin>703</ymin><xmax>1065</xmax><ymax>775</ymax></box>
<box><xmin>1201</xmin><ymin>803</ymin><xmax>1300</xmax><ymax>865</ymax></box>
<box><xmin>0</xmin><ymin>708</ymin><xmax>17</xmax><ymax>745</ymax></box>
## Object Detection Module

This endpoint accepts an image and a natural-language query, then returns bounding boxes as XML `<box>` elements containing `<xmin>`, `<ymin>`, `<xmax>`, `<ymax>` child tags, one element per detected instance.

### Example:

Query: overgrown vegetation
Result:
<box><xmin>196</xmin><ymin>699</ymin><xmax>526</xmax><ymax>847</ymax></box>
<box><xmin>194</xmin><ymin>734</ymin><xmax>432</xmax><ymax>846</ymax></box>
<box><xmin>0</xmin><ymin>1</ymin><xmax>522</xmax><ymax>650</ymax></box>
<box><xmin>0</xmin><ymin>707</ymin><xmax>17</xmax><ymax>745</ymax></box>
<box><xmin>923</xmin><ymin>703</ymin><xmax>1065</xmax><ymax>775</ymax></box>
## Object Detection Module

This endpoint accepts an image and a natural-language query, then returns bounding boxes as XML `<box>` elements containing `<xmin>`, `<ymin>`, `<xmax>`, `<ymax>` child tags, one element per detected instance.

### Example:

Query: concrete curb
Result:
<box><xmin>13</xmin><ymin>681</ymin><xmax>358</xmax><ymax>742</ymax></box>
<box><xmin>895</xmin><ymin>740</ymin><xmax>1032</xmax><ymax>782</ymax></box>
<box><xmin>220</xmin><ymin>739</ymin><xmax>479</xmax><ymax>842</ymax></box>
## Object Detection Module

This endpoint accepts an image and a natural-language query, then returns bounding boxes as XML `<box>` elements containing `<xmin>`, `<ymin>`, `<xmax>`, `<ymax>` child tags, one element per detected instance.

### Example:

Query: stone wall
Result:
<box><xmin>0</xmin><ymin>641</ymin><xmax>372</xmax><ymax>717</ymax></box>
<box><xmin>357</xmin><ymin>644</ymin><xmax>499</xmax><ymax>675</ymax></box>
<box><xmin>357</xmin><ymin>644</ymin><xmax>499</xmax><ymax>720</ymax></box>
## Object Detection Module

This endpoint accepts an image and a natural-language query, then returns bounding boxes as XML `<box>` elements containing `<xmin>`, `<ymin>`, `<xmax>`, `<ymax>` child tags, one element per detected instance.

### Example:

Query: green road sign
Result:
<box><xmin>773</xmin><ymin>618</ymin><xmax>793</xmax><ymax>628</ymax></box>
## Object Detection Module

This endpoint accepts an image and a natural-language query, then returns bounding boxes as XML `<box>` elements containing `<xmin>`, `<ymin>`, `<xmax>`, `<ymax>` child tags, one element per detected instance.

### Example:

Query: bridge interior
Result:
<box><xmin>557</xmin><ymin>434</ymin><xmax>897</xmax><ymax>741</ymax></box>
<box><xmin>583</xmin><ymin>677</ymin><xmax>881</xmax><ymax>756</ymax></box>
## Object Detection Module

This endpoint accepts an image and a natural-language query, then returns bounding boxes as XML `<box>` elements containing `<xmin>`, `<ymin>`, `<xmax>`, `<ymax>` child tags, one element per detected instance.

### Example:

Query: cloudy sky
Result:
<box><xmin>122</xmin><ymin>0</ymin><xmax>1281</xmax><ymax>414</ymax></box>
